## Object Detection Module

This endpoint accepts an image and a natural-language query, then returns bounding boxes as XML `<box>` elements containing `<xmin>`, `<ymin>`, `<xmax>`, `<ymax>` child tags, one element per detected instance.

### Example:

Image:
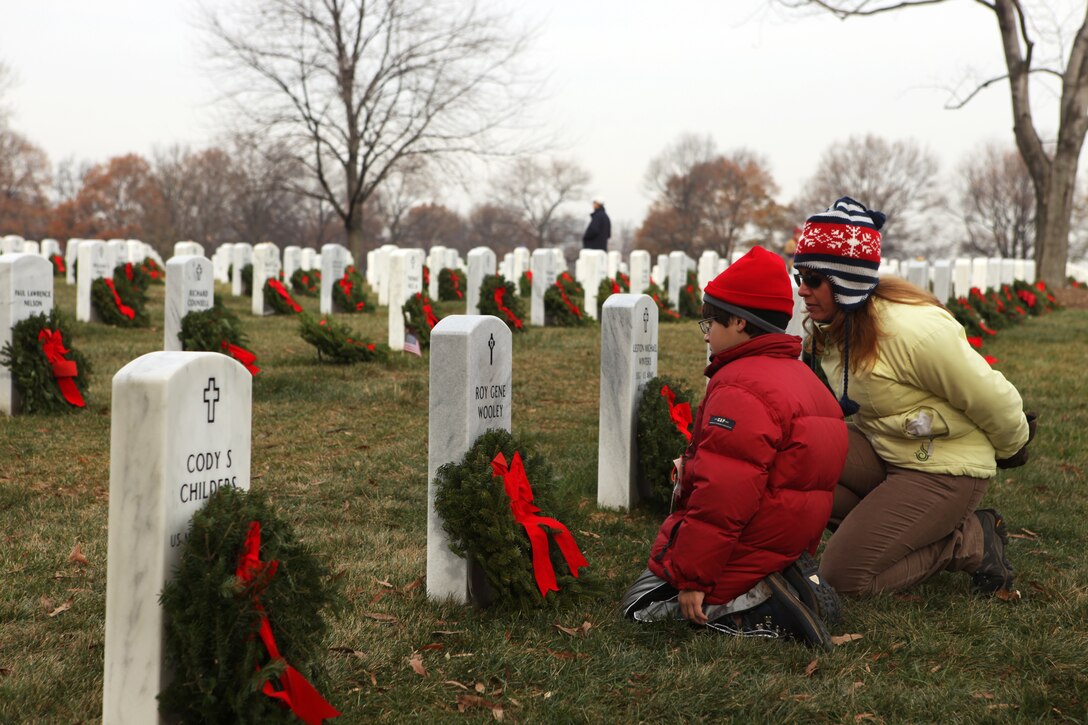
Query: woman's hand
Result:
<box><xmin>678</xmin><ymin>589</ymin><xmax>708</xmax><ymax>625</ymax></box>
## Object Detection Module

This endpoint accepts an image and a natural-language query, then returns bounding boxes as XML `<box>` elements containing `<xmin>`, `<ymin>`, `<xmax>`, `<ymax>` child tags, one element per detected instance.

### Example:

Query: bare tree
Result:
<box><xmin>464</xmin><ymin>202</ymin><xmax>534</xmax><ymax>253</ymax></box>
<box><xmin>793</xmin><ymin>134</ymin><xmax>942</xmax><ymax>257</ymax></box>
<box><xmin>781</xmin><ymin>0</ymin><xmax>1088</xmax><ymax>283</ymax></box>
<box><xmin>0</xmin><ymin>60</ymin><xmax>14</xmax><ymax>127</ymax></box>
<box><xmin>494</xmin><ymin>156</ymin><xmax>590</xmax><ymax>247</ymax></box>
<box><xmin>957</xmin><ymin>142</ymin><xmax>1035</xmax><ymax>258</ymax></box>
<box><xmin>0</xmin><ymin>127</ymin><xmax>51</xmax><ymax>238</ymax></box>
<box><xmin>373</xmin><ymin>157</ymin><xmax>435</xmax><ymax>246</ymax></box>
<box><xmin>642</xmin><ymin>132</ymin><xmax>719</xmax><ymax>200</ymax></box>
<box><xmin>204</xmin><ymin>0</ymin><xmax>534</xmax><ymax>261</ymax></box>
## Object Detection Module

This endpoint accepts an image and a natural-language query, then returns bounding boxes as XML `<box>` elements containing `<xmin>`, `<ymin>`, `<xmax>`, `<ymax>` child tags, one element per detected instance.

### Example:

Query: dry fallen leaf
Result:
<box><xmin>554</xmin><ymin>621</ymin><xmax>592</xmax><ymax>638</ymax></box>
<box><xmin>432</xmin><ymin>630</ymin><xmax>462</xmax><ymax>636</ymax></box>
<box><xmin>444</xmin><ymin>680</ymin><xmax>472</xmax><ymax>691</ymax></box>
<box><xmin>475</xmin><ymin>682</ymin><xmax>486</xmax><ymax>694</ymax></box>
<box><xmin>831</xmin><ymin>633</ymin><xmax>864</xmax><ymax>646</ymax></box>
<box><xmin>994</xmin><ymin>588</ymin><xmax>1022</xmax><ymax>602</ymax></box>
<box><xmin>577</xmin><ymin>529</ymin><xmax>601</xmax><ymax>539</ymax></box>
<box><xmin>803</xmin><ymin>659</ymin><xmax>819</xmax><ymax>677</ymax></box>
<box><xmin>68</xmin><ymin>543</ymin><xmax>89</xmax><ymax>566</ymax></box>
<box><xmin>361</xmin><ymin>612</ymin><xmax>398</xmax><ymax>623</ymax></box>
<box><xmin>0</xmin><ymin>667</ymin><xmax>12</xmax><ymax>677</ymax></box>
<box><xmin>400</xmin><ymin>576</ymin><xmax>425</xmax><ymax>593</ymax></box>
<box><xmin>373</xmin><ymin>577</ymin><xmax>394</xmax><ymax>588</ymax></box>
<box><xmin>329</xmin><ymin>647</ymin><xmax>365</xmax><ymax>658</ymax></box>
<box><xmin>408</xmin><ymin>653</ymin><xmax>427</xmax><ymax>677</ymax></box>
<box><xmin>974</xmin><ymin>692</ymin><xmax>995</xmax><ymax>700</ymax></box>
<box><xmin>930</xmin><ymin>665</ymin><xmax>941</xmax><ymax>673</ymax></box>
<box><xmin>47</xmin><ymin>598</ymin><xmax>73</xmax><ymax>618</ymax></box>
<box><xmin>419</xmin><ymin>643</ymin><xmax>443</xmax><ymax>652</ymax></box>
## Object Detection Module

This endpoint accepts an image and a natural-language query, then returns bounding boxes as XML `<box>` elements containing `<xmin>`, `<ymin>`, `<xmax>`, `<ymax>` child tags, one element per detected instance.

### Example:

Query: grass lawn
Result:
<box><xmin>2</xmin><ymin>279</ymin><xmax>1086</xmax><ymax>722</ymax></box>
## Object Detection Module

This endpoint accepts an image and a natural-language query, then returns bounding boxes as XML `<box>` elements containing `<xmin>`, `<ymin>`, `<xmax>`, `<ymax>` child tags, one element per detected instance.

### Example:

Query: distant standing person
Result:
<box><xmin>582</xmin><ymin>198</ymin><xmax>611</xmax><ymax>250</ymax></box>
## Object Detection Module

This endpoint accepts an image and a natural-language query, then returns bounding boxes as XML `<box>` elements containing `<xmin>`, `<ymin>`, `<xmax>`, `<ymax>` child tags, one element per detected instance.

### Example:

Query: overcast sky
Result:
<box><xmin>0</xmin><ymin>0</ymin><xmax>1064</xmax><ymax>232</ymax></box>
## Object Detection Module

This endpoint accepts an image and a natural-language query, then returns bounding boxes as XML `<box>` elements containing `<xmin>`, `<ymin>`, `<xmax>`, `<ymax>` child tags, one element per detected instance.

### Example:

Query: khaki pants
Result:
<box><xmin>821</xmin><ymin>426</ymin><xmax>989</xmax><ymax>595</ymax></box>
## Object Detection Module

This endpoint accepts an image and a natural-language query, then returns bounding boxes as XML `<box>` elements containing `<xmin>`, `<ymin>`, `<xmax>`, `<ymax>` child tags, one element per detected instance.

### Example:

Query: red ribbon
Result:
<box><xmin>553</xmin><ymin>281</ymin><xmax>582</xmax><ymax>318</ymax></box>
<box><xmin>103</xmin><ymin>278</ymin><xmax>136</xmax><ymax>320</ymax></box>
<box><xmin>490</xmin><ymin>453</ymin><xmax>587</xmax><ymax>598</ymax></box>
<box><xmin>450</xmin><ymin>272</ymin><xmax>463</xmax><ymax>299</ymax></box>
<box><xmin>221</xmin><ymin>341</ymin><xmax>261</xmax><ymax>376</ymax></box>
<box><xmin>52</xmin><ymin>255</ymin><xmax>66</xmax><ymax>273</ymax></box>
<box><xmin>493</xmin><ymin>287</ymin><xmax>524</xmax><ymax>329</ymax></box>
<box><xmin>236</xmin><ymin>522</ymin><xmax>340</xmax><ymax>725</ymax></box>
<box><xmin>660</xmin><ymin>385</ymin><xmax>692</xmax><ymax>441</ymax></box>
<box><xmin>966</xmin><ymin>336</ymin><xmax>983</xmax><ymax>349</ymax></box>
<box><xmin>1017</xmin><ymin>289</ymin><xmax>1037</xmax><ymax>308</ymax></box>
<box><xmin>420</xmin><ymin>295</ymin><xmax>439</xmax><ymax>329</ymax></box>
<box><xmin>611</xmin><ymin>280</ymin><xmax>620</xmax><ymax>294</ymax></box>
<box><xmin>37</xmin><ymin>329</ymin><xmax>85</xmax><ymax>407</ymax></box>
<box><xmin>268</xmin><ymin>278</ymin><xmax>303</xmax><ymax>313</ymax></box>
<box><xmin>124</xmin><ymin>263</ymin><xmax>134</xmax><ymax>282</ymax></box>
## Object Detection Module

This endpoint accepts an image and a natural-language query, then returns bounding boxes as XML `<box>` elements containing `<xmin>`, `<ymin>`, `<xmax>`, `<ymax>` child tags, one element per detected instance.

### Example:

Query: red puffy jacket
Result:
<box><xmin>647</xmin><ymin>334</ymin><xmax>847</xmax><ymax>604</ymax></box>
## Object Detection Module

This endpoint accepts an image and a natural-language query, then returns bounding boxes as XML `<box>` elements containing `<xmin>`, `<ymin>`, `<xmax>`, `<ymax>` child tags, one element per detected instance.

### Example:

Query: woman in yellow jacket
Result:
<box><xmin>793</xmin><ymin>196</ymin><xmax>1033</xmax><ymax>597</ymax></box>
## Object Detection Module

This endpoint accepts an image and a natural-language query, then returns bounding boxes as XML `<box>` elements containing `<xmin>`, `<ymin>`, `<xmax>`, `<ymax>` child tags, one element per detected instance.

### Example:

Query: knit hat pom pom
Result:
<box><xmin>868</xmin><ymin>209</ymin><xmax>886</xmax><ymax>231</ymax></box>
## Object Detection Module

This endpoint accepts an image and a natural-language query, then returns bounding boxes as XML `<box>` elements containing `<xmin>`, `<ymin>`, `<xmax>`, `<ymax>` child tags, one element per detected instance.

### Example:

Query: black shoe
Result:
<box><xmin>971</xmin><ymin>509</ymin><xmax>1014</xmax><ymax>594</ymax></box>
<box><xmin>711</xmin><ymin>573</ymin><xmax>832</xmax><ymax>649</ymax></box>
<box><xmin>783</xmin><ymin>552</ymin><xmax>843</xmax><ymax>626</ymax></box>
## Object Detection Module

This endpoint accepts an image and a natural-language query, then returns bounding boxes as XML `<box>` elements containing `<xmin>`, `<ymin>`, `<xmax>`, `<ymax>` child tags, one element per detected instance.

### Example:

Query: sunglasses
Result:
<box><xmin>794</xmin><ymin>272</ymin><xmax>825</xmax><ymax>289</ymax></box>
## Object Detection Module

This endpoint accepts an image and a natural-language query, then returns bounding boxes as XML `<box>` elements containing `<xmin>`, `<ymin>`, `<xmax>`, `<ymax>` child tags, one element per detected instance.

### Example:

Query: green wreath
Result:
<box><xmin>263</xmin><ymin>279</ymin><xmax>302</xmax><ymax>315</ymax></box>
<box><xmin>636</xmin><ymin>375</ymin><xmax>695</xmax><ymax>512</ymax></box>
<box><xmin>644</xmin><ymin>281</ymin><xmax>681</xmax><ymax>323</ymax></box>
<box><xmin>159</xmin><ymin>485</ymin><xmax>341</xmax><ymax>723</ymax></box>
<box><xmin>402</xmin><ymin>292</ymin><xmax>441</xmax><ymax>349</ymax></box>
<box><xmin>240</xmin><ymin>264</ymin><xmax>253</xmax><ymax>296</ymax></box>
<box><xmin>432</xmin><ymin>429</ymin><xmax>592</xmax><ymax>609</ymax></box>
<box><xmin>518</xmin><ymin>270</ymin><xmax>532</xmax><ymax>297</ymax></box>
<box><xmin>0</xmin><ymin>310</ymin><xmax>91</xmax><ymax>414</ymax></box>
<box><xmin>438</xmin><ymin>268</ymin><xmax>464</xmax><ymax>302</ymax></box>
<box><xmin>298</xmin><ymin>313</ymin><xmax>388</xmax><ymax>364</ymax></box>
<box><xmin>289</xmin><ymin>269</ymin><xmax>320</xmax><ymax>297</ymax></box>
<box><xmin>332</xmin><ymin>269</ymin><xmax>371</xmax><ymax>313</ymax></box>
<box><xmin>678</xmin><ymin>270</ymin><xmax>702</xmax><ymax>319</ymax></box>
<box><xmin>179</xmin><ymin>298</ymin><xmax>249</xmax><ymax>351</ymax></box>
<box><xmin>91</xmin><ymin>271</ymin><xmax>149</xmax><ymax>328</ymax></box>
<box><xmin>946</xmin><ymin>295</ymin><xmax>995</xmax><ymax>338</ymax></box>
<box><xmin>544</xmin><ymin>276</ymin><xmax>589</xmax><ymax>327</ymax></box>
<box><xmin>117</xmin><ymin>262</ymin><xmax>154</xmax><ymax>294</ymax></box>
<box><xmin>139</xmin><ymin>257</ymin><xmax>165</xmax><ymax>284</ymax></box>
<box><xmin>477</xmin><ymin>275</ymin><xmax>526</xmax><ymax>332</ymax></box>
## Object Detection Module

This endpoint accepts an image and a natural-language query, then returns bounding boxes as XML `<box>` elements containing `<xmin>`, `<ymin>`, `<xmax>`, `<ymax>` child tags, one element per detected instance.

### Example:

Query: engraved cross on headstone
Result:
<box><xmin>643</xmin><ymin>308</ymin><xmax>650</xmax><ymax>333</ymax></box>
<box><xmin>194</xmin><ymin>264</ymin><xmax>203</xmax><ymax>281</ymax></box>
<box><xmin>203</xmin><ymin>377</ymin><xmax>220</xmax><ymax>423</ymax></box>
<box><xmin>488</xmin><ymin>333</ymin><xmax>496</xmax><ymax>365</ymax></box>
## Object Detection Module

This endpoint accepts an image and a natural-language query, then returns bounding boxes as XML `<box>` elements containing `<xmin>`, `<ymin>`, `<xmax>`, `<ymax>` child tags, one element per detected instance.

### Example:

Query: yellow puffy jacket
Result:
<box><xmin>817</xmin><ymin>298</ymin><xmax>1029</xmax><ymax>479</ymax></box>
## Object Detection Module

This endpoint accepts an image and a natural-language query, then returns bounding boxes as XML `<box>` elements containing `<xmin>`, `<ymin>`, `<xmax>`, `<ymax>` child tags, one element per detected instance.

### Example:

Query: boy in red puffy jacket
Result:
<box><xmin>621</xmin><ymin>246</ymin><xmax>848</xmax><ymax>648</ymax></box>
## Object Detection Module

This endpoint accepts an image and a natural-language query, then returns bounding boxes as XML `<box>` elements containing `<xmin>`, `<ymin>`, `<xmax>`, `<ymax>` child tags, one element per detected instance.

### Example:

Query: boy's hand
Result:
<box><xmin>678</xmin><ymin>590</ymin><xmax>707</xmax><ymax>625</ymax></box>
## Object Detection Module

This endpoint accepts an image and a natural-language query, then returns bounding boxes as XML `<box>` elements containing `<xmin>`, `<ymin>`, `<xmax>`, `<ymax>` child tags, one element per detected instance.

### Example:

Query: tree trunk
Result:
<box><xmin>346</xmin><ymin>214</ymin><xmax>366</xmax><ymax>264</ymax></box>
<box><xmin>1035</xmin><ymin>159</ymin><xmax>1076</xmax><ymax>285</ymax></box>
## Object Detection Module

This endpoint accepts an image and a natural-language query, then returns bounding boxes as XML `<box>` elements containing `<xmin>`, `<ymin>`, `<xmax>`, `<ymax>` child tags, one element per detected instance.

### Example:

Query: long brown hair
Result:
<box><xmin>805</xmin><ymin>276</ymin><xmax>944</xmax><ymax>372</ymax></box>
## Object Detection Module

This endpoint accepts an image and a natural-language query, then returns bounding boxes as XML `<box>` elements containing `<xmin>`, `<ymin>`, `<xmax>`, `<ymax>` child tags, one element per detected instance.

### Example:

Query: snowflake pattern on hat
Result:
<box><xmin>798</xmin><ymin>222</ymin><xmax>881</xmax><ymax>260</ymax></box>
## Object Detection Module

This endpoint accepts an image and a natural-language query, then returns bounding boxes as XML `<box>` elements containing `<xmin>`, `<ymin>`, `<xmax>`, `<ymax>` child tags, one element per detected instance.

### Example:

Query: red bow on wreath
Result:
<box><xmin>554</xmin><ymin>281</ymin><xmax>582</xmax><ymax>318</ymax></box>
<box><xmin>52</xmin><ymin>255</ymin><xmax>66</xmax><ymax>273</ymax></box>
<box><xmin>221</xmin><ymin>340</ymin><xmax>261</xmax><ymax>376</ymax></box>
<box><xmin>422</xmin><ymin>298</ymin><xmax>438</xmax><ymax>329</ymax></box>
<box><xmin>660</xmin><ymin>385</ymin><xmax>692</xmax><ymax>441</ymax></box>
<box><xmin>267</xmin><ymin>279</ymin><xmax>303</xmax><ymax>313</ymax></box>
<box><xmin>37</xmin><ymin>329</ymin><xmax>85</xmax><ymax>407</ymax></box>
<box><xmin>490</xmin><ymin>452</ymin><xmax>587</xmax><ymax>599</ymax></box>
<box><xmin>236</xmin><ymin>522</ymin><xmax>340</xmax><ymax>725</ymax></box>
<box><xmin>102</xmin><ymin>278</ymin><xmax>136</xmax><ymax>320</ymax></box>
<box><xmin>492</xmin><ymin>287</ymin><xmax>524</xmax><ymax>329</ymax></box>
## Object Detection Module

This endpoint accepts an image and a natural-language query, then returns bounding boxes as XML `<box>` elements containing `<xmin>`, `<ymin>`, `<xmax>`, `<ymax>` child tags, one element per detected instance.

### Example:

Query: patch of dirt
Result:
<box><xmin>1054</xmin><ymin>286</ymin><xmax>1088</xmax><ymax>310</ymax></box>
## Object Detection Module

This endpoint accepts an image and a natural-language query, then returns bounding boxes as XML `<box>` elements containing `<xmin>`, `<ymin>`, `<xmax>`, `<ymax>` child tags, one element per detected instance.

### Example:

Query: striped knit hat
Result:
<box><xmin>793</xmin><ymin>196</ymin><xmax>886</xmax><ymax>310</ymax></box>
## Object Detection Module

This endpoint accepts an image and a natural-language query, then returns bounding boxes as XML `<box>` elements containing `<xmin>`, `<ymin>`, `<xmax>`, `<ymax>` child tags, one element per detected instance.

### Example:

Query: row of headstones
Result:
<box><xmin>98</xmin><ymin>294</ymin><xmax>658</xmax><ymax>719</ymax></box>
<box><xmin>1</xmin><ymin>237</ymin><xmax>165</xmax><ymax>289</ymax></box>
<box><xmin>209</xmin><ymin>241</ymin><xmax>341</xmax><ymax>290</ymax></box>
<box><xmin>891</xmin><ymin>257</ymin><xmax>1038</xmax><ymax>301</ymax></box>
<box><xmin>1</xmin><ymin>234</ymin><xmax>61</xmax><ymax>258</ymax></box>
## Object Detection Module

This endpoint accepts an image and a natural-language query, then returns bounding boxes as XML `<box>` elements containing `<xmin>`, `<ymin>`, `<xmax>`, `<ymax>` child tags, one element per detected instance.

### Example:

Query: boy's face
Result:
<box><xmin>705</xmin><ymin>315</ymin><xmax>749</xmax><ymax>356</ymax></box>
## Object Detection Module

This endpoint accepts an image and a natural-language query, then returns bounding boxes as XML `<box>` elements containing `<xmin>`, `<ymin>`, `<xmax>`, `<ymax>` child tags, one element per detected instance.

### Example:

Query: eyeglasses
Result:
<box><xmin>794</xmin><ymin>272</ymin><xmax>825</xmax><ymax>289</ymax></box>
<box><xmin>698</xmin><ymin>318</ymin><xmax>715</xmax><ymax>335</ymax></box>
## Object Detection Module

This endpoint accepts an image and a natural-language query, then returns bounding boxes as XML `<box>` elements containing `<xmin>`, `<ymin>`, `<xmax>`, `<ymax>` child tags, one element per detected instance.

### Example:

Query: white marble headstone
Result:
<box><xmin>375</xmin><ymin>245</ymin><xmax>397</xmax><ymax>306</ymax></box>
<box><xmin>22</xmin><ymin>240</ymin><xmax>40</xmax><ymax>256</ymax></box>
<box><xmin>320</xmin><ymin>243</ymin><xmax>350</xmax><ymax>314</ymax></box>
<box><xmin>466</xmin><ymin>247</ymin><xmax>496</xmax><ymax>315</ymax></box>
<box><xmin>77</xmin><ymin>240</ymin><xmax>115</xmax><ymax>322</ymax></box>
<box><xmin>971</xmin><ymin>257</ymin><xmax>990</xmax><ymax>291</ymax></box>
<box><xmin>65</xmin><ymin>239</ymin><xmax>82</xmax><ymax>286</ymax></box>
<box><xmin>213</xmin><ymin>244</ymin><xmax>233</xmax><ymax>283</ymax></box>
<box><xmin>230</xmin><ymin>243</ymin><xmax>253</xmax><ymax>297</ymax></box>
<box><xmin>607</xmin><ymin>250</ymin><xmax>621</xmax><ymax>279</ymax></box>
<box><xmin>513</xmin><ymin>247</ymin><xmax>531</xmax><ymax>282</ymax></box>
<box><xmin>1001</xmin><ymin>258</ymin><xmax>1016</xmax><ymax>286</ymax></box>
<box><xmin>698</xmin><ymin>251</ymin><xmax>720</xmax><ymax>292</ymax></box>
<box><xmin>1</xmin><ymin>235</ymin><xmax>25</xmax><ymax>255</ymax></box>
<box><xmin>579</xmin><ymin>249</ymin><xmax>607</xmax><ymax>320</ymax></box>
<box><xmin>103</xmin><ymin>352</ymin><xmax>251</xmax><ymax>723</ymax></box>
<box><xmin>530</xmin><ymin>248</ymin><xmax>559</xmax><ymax>326</ymax></box>
<box><xmin>629</xmin><ymin>250</ymin><xmax>651</xmax><ymax>295</ymax></box>
<box><xmin>904</xmin><ymin>260</ymin><xmax>929</xmax><ymax>290</ymax></box>
<box><xmin>300</xmin><ymin>247</ymin><xmax>317</xmax><ymax>272</ymax></box>
<box><xmin>597</xmin><ymin>295</ymin><xmax>658</xmax><ymax>509</ymax></box>
<box><xmin>164</xmin><ymin>256</ymin><xmax>214</xmax><ymax>351</ymax></box>
<box><xmin>953</xmin><ymin>258</ymin><xmax>972</xmax><ymax>298</ymax></box>
<box><xmin>40</xmin><ymin>238</ymin><xmax>61</xmax><ymax>260</ymax></box>
<box><xmin>1</xmin><ymin>254</ymin><xmax>54</xmax><ymax>415</ymax></box>
<box><xmin>427</xmin><ymin>316</ymin><xmax>511</xmax><ymax>603</ymax></box>
<box><xmin>283</xmin><ymin>245</ymin><xmax>302</xmax><ymax>283</ymax></box>
<box><xmin>931</xmin><ymin>260</ymin><xmax>952</xmax><ymax>302</ymax></box>
<box><xmin>388</xmin><ymin>248</ymin><xmax>425</xmax><ymax>350</ymax></box>
<box><xmin>427</xmin><ymin>245</ymin><xmax>448</xmax><ymax>299</ymax></box>
<box><xmin>667</xmin><ymin>251</ymin><xmax>689</xmax><ymax>308</ymax></box>
<box><xmin>251</xmin><ymin>242</ymin><xmax>282</xmax><ymax>316</ymax></box>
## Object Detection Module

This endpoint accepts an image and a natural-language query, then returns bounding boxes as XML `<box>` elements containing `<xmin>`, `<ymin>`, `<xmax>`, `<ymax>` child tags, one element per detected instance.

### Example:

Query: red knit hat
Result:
<box><xmin>702</xmin><ymin>246</ymin><xmax>793</xmax><ymax>332</ymax></box>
